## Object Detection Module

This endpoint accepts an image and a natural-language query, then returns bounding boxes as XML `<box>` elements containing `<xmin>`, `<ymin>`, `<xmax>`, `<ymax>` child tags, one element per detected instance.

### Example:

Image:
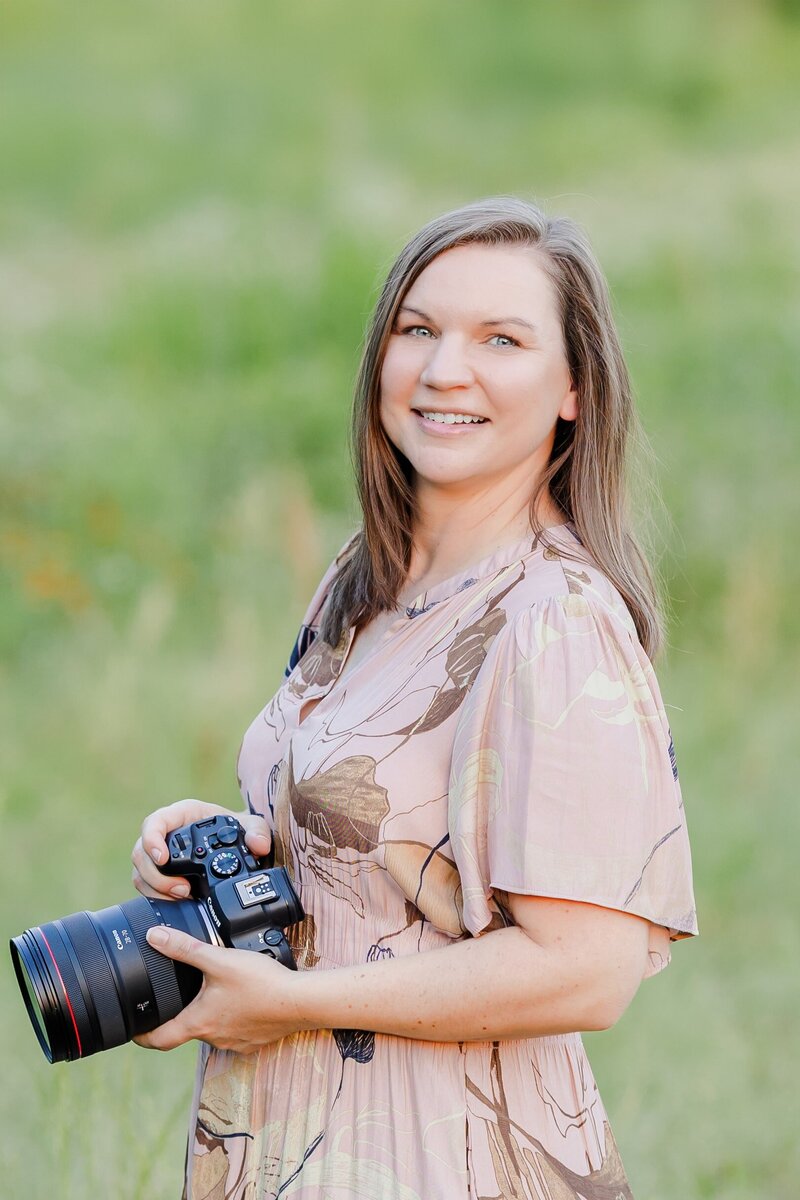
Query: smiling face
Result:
<box><xmin>379</xmin><ymin>243</ymin><xmax>578</xmax><ymax>506</ymax></box>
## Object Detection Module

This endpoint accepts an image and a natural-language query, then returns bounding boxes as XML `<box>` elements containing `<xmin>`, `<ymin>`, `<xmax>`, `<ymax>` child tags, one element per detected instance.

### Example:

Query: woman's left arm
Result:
<box><xmin>134</xmin><ymin>895</ymin><xmax>651</xmax><ymax>1053</ymax></box>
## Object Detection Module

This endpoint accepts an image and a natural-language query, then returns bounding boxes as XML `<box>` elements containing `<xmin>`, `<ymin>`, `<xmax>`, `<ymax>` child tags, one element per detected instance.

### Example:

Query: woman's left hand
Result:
<box><xmin>132</xmin><ymin>927</ymin><xmax>308</xmax><ymax>1054</ymax></box>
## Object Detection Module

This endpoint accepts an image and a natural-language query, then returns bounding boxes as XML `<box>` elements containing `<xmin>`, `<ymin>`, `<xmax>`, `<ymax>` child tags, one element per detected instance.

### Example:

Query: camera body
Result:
<box><xmin>161</xmin><ymin>814</ymin><xmax>302</xmax><ymax>969</ymax></box>
<box><xmin>10</xmin><ymin>813</ymin><xmax>305</xmax><ymax>1063</ymax></box>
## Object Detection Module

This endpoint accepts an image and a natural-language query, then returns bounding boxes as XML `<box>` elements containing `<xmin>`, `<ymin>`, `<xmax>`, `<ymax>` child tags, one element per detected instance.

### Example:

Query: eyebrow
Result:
<box><xmin>397</xmin><ymin>305</ymin><xmax>538</xmax><ymax>335</ymax></box>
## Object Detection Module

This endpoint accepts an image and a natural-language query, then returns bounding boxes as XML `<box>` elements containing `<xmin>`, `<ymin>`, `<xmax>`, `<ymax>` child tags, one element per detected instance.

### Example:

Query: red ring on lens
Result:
<box><xmin>39</xmin><ymin>927</ymin><xmax>83</xmax><ymax>1058</ymax></box>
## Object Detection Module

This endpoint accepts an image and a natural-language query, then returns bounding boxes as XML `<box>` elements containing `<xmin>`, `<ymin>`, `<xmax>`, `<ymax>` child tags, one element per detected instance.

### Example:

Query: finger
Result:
<box><xmin>140</xmin><ymin>799</ymin><xmax>225</xmax><ymax>867</ymax></box>
<box><xmin>145</xmin><ymin>926</ymin><xmax>226</xmax><ymax>975</ymax></box>
<box><xmin>131</xmin><ymin>837</ymin><xmax>190</xmax><ymax>898</ymax></box>
<box><xmin>241</xmin><ymin>814</ymin><xmax>272</xmax><ymax>856</ymax></box>
<box><xmin>131</xmin><ymin>865</ymin><xmax>168</xmax><ymax>900</ymax></box>
<box><xmin>134</xmin><ymin>1013</ymin><xmax>196</xmax><ymax>1052</ymax></box>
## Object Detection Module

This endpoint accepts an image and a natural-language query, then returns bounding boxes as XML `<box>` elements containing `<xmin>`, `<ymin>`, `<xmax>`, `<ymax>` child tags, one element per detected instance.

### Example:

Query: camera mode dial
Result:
<box><xmin>210</xmin><ymin>851</ymin><xmax>241</xmax><ymax>879</ymax></box>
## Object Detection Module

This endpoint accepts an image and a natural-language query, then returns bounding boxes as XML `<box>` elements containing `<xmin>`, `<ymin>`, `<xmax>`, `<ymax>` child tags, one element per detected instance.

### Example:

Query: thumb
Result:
<box><xmin>146</xmin><ymin>925</ymin><xmax>225</xmax><ymax>973</ymax></box>
<box><xmin>241</xmin><ymin>814</ymin><xmax>272</xmax><ymax>855</ymax></box>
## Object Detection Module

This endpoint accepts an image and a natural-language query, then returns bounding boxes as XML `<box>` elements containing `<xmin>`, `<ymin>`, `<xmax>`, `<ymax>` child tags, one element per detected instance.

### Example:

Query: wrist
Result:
<box><xmin>288</xmin><ymin>965</ymin><xmax>328</xmax><ymax>1033</ymax></box>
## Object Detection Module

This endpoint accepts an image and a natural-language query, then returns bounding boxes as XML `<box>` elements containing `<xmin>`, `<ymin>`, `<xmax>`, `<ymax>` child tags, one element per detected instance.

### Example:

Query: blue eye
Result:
<box><xmin>396</xmin><ymin>325</ymin><xmax>520</xmax><ymax>347</ymax></box>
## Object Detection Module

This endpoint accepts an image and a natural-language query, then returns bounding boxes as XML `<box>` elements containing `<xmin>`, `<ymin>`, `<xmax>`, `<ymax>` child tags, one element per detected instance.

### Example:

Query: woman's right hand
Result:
<box><xmin>131</xmin><ymin>799</ymin><xmax>272</xmax><ymax>900</ymax></box>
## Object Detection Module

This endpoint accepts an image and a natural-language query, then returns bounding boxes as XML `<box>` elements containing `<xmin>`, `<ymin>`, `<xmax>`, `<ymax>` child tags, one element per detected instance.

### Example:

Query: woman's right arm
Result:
<box><xmin>130</xmin><ymin>799</ymin><xmax>272</xmax><ymax>900</ymax></box>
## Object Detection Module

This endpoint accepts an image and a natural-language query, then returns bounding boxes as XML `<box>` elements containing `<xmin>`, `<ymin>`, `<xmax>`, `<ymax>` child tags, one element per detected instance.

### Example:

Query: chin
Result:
<box><xmin>414</xmin><ymin>468</ymin><xmax>486</xmax><ymax>488</ymax></box>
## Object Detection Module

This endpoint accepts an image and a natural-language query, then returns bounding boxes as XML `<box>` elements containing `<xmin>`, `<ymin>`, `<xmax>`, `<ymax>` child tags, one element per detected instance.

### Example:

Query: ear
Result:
<box><xmin>559</xmin><ymin>380</ymin><xmax>578</xmax><ymax>422</ymax></box>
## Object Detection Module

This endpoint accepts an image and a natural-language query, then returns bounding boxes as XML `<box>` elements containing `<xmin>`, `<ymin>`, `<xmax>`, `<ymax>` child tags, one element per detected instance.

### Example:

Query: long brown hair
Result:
<box><xmin>319</xmin><ymin>195</ymin><xmax>669</xmax><ymax>661</ymax></box>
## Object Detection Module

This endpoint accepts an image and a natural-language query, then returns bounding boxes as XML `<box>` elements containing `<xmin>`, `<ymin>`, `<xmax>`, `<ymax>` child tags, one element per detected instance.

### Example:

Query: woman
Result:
<box><xmin>131</xmin><ymin>196</ymin><xmax>698</xmax><ymax>1199</ymax></box>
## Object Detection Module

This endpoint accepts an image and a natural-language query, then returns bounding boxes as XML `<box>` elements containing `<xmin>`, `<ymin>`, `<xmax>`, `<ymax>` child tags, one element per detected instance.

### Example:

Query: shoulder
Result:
<box><xmin>300</xmin><ymin>529</ymin><xmax>359</xmax><ymax>627</ymax></box>
<box><xmin>464</xmin><ymin>549</ymin><xmax>668</xmax><ymax>752</ymax></box>
<box><xmin>284</xmin><ymin>530</ymin><xmax>359</xmax><ymax>677</ymax></box>
<box><xmin>505</xmin><ymin>528</ymin><xmax>640</xmax><ymax>651</ymax></box>
<box><xmin>459</xmin><ymin>558</ymin><xmax>668</xmax><ymax>765</ymax></box>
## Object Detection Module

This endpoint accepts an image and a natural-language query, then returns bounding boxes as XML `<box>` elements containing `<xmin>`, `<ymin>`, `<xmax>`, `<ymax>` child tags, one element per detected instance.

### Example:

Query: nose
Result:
<box><xmin>418</xmin><ymin>334</ymin><xmax>474</xmax><ymax>390</ymax></box>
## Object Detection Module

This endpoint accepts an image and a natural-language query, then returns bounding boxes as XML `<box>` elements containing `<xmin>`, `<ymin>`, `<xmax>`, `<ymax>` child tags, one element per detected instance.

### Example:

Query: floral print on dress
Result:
<box><xmin>183</xmin><ymin>523</ymin><xmax>697</xmax><ymax>1199</ymax></box>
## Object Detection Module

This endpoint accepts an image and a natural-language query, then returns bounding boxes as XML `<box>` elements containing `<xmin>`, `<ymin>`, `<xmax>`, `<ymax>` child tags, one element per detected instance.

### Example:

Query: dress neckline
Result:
<box><xmin>403</xmin><ymin>520</ymin><xmax>580</xmax><ymax>617</ymax></box>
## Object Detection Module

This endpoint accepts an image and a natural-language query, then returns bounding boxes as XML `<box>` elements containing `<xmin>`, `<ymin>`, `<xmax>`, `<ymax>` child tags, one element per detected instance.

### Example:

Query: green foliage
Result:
<box><xmin>2</xmin><ymin>1</ymin><xmax>798</xmax><ymax>1195</ymax></box>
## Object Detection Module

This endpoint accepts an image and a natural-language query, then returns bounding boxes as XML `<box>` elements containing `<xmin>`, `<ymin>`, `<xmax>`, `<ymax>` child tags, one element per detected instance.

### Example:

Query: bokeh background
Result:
<box><xmin>2</xmin><ymin>1</ymin><xmax>798</xmax><ymax>1196</ymax></box>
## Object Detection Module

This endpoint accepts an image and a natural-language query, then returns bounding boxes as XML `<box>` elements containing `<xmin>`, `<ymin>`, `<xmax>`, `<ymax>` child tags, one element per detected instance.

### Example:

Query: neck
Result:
<box><xmin>405</xmin><ymin>480</ymin><xmax>564</xmax><ymax>592</ymax></box>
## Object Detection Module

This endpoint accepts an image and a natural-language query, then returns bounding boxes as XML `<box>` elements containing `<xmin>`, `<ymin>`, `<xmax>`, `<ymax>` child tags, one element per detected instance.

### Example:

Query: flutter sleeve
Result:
<box><xmin>448</xmin><ymin>591</ymin><xmax>699</xmax><ymax>978</ymax></box>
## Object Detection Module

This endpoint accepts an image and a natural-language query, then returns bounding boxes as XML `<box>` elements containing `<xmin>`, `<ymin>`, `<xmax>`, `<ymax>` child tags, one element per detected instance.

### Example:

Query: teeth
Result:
<box><xmin>419</xmin><ymin>411</ymin><xmax>486</xmax><ymax>425</ymax></box>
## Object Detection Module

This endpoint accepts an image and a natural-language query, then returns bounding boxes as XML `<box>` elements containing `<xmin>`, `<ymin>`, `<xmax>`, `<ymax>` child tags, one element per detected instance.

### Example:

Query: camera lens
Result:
<box><xmin>15</xmin><ymin>946</ymin><xmax>53</xmax><ymax>1059</ymax></box>
<box><xmin>9</xmin><ymin>895</ymin><xmax>217</xmax><ymax>1063</ymax></box>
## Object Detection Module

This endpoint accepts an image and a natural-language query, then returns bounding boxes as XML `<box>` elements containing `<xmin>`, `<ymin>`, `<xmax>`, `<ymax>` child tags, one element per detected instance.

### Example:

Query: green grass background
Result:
<box><xmin>1</xmin><ymin>1</ymin><xmax>798</xmax><ymax>1195</ymax></box>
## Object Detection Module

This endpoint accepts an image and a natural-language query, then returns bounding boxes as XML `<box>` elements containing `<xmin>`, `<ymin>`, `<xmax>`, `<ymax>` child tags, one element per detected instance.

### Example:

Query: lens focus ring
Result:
<box><xmin>125</xmin><ymin>898</ymin><xmax>184</xmax><ymax>1025</ymax></box>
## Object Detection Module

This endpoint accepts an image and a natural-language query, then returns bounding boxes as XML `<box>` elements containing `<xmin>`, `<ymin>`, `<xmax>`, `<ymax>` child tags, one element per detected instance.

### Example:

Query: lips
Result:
<box><xmin>412</xmin><ymin>410</ymin><xmax>488</xmax><ymax>436</ymax></box>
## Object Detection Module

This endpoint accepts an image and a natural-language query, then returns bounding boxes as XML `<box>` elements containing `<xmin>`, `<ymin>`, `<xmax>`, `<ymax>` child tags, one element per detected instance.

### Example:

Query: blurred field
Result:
<box><xmin>1</xmin><ymin>1</ymin><xmax>799</xmax><ymax>1196</ymax></box>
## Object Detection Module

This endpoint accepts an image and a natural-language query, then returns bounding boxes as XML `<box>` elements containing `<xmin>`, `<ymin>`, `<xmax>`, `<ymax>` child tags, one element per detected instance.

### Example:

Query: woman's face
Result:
<box><xmin>379</xmin><ymin>243</ymin><xmax>578</xmax><ymax>497</ymax></box>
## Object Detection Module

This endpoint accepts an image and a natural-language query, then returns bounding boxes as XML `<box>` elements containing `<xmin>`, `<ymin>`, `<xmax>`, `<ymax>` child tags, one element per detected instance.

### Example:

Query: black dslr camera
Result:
<box><xmin>10</xmin><ymin>815</ymin><xmax>303</xmax><ymax>1064</ymax></box>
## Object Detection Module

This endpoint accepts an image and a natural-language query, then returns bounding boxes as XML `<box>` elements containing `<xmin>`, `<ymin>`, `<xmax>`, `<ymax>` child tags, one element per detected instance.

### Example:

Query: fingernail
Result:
<box><xmin>170</xmin><ymin>884</ymin><xmax>191</xmax><ymax>898</ymax></box>
<box><xmin>148</xmin><ymin>927</ymin><xmax>169</xmax><ymax>946</ymax></box>
<box><xmin>150</xmin><ymin>847</ymin><xmax>163</xmax><ymax>865</ymax></box>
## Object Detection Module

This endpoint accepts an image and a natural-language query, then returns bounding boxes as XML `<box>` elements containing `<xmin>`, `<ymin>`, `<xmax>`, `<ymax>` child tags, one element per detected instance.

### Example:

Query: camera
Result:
<box><xmin>9</xmin><ymin>815</ymin><xmax>303</xmax><ymax>1064</ymax></box>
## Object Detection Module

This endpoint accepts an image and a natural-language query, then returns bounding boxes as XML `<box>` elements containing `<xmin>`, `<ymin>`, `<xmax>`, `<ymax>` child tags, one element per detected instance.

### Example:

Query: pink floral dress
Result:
<box><xmin>181</xmin><ymin>521</ymin><xmax>698</xmax><ymax>1199</ymax></box>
